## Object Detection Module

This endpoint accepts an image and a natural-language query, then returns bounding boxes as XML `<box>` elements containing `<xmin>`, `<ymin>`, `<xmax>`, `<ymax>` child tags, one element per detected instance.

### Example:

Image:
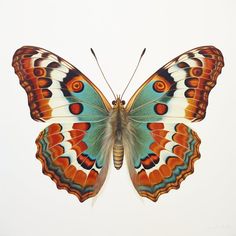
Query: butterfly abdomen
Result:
<box><xmin>109</xmin><ymin>102</ymin><xmax>129</xmax><ymax>170</ymax></box>
<box><xmin>113</xmin><ymin>139</ymin><xmax>124</xmax><ymax>170</ymax></box>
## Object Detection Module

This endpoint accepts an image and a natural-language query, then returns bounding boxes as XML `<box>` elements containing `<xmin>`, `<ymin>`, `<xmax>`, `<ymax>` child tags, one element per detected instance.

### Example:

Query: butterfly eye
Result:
<box><xmin>112</xmin><ymin>100</ymin><xmax>116</xmax><ymax>105</ymax></box>
<box><xmin>121</xmin><ymin>100</ymin><xmax>125</xmax><ymax>105</ymax></box>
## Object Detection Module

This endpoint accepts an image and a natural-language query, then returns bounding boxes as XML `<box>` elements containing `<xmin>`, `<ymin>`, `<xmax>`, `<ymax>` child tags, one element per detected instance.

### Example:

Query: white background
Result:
<box><xmin>0</xmin><ymin>0</ymin><xmax>236</xmax><ymax>235</ymax></box>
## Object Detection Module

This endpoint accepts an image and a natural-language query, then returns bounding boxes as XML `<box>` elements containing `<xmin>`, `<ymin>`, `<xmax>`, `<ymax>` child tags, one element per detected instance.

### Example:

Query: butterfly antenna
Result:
<box><xmin>121</xmin><ymin>48</ymin><xmax>146</xmax><ymax>99</ymax></box>
<box><xmin>90</xmin><ymin>48</ymin><xmax>116</xmax><ymax>99</ymax></box>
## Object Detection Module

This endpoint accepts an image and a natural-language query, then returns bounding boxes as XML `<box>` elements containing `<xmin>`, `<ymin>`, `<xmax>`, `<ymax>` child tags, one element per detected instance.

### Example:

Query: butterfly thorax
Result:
<box><xmin>109</xmin><ymin>97</ymin><xmax>129</xmax><ymax>169</ymax></box>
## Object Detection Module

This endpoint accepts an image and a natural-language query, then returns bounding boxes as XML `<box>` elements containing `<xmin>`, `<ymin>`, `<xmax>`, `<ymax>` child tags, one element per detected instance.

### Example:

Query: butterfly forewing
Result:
<box><xmin>126</xmin><ymin>46</ymin><xmax>224</xmax><ymax>123</ymax></box>
<box><xmin>12</xmin><ymin>46</ymin><xmax>111</xmax><ymax>123</ymax></box>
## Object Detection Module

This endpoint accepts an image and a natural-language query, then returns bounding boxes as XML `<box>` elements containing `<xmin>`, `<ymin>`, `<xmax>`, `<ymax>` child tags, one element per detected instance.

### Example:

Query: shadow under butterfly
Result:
<box><xmin>12</xmin><ymin>45</ymin><xmax>224</xmax><ymax>202</ymax></box>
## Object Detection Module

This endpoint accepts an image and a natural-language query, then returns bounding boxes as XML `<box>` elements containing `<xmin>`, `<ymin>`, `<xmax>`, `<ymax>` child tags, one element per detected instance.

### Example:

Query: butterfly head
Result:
<box><xmin>112</xmin><ymin>96</ymin><xmax>125</xmax><ymax>109</ymax></box>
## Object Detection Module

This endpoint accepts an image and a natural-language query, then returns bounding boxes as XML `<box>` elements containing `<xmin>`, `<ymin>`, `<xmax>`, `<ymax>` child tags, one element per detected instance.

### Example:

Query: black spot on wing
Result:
<box><xmin>48</xmin><ymin>62</ymin><xmax>61</xmax><ymax>68</ymax></box>
<box><xmin>60</xmin><ymin>82</ymin><xmax>71</xmax><ymax>97</ymax></box>
<box><xmin>63</xmin><ymin>70</ymin><xmax>81</xmax><ymax>84</ymax></box>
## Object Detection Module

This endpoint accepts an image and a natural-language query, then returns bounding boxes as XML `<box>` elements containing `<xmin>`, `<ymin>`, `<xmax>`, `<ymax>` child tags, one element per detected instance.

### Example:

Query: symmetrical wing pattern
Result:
<box><xmin>13</xmin><ymin>45</ymin><xmax>224</xmax><ymax>202</ymax></box>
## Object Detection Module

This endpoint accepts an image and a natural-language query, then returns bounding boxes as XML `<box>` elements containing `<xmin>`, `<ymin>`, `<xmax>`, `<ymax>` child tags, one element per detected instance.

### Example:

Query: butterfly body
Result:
<box><xmin>108</xmin><ymin>97</ymin><xmax>128</xmax><ymax>169</ymax></box>
<box><xmin>12</xmin><ymin>45</ymin><xmax>224</xmax><ymax>202</ymax></box>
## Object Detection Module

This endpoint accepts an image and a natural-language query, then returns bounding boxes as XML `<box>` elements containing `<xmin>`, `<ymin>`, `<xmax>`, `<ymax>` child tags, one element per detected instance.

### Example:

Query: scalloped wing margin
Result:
<box><xmin>126</xmin><ymin>122</ymin><xmax>201</xmax><ymax>202</ymax></box>
<box><xmin>36</xmin><ymin>122</ymin><xmax>111</xmax><ymax>202</ymax></box>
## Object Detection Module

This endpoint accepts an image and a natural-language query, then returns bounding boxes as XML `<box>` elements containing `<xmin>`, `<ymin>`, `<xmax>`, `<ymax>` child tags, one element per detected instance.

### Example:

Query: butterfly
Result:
<box><xmin>12</xmin><ymin>45</ymin><xmax>224</xmax><ymax>202</ymax></box>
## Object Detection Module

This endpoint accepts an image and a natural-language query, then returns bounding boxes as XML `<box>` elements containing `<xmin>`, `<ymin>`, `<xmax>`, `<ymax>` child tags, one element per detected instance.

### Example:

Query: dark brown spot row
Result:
<box><xmin>177</xmin><ymin>62</ymin><xmax>189</xmax><ymax>68</ymax></box>
<box><xmin>187</xmin><ymin>52</ymin><xmax>195</xmax><ymax>58</ymax></box>
<box><xmin>41</xmin><ymin>52</ymin><xmax>50</xmax><ymax>58</ymax></box>
<box><xmin>48</xmin><ymin>62</ymin><xmax>61</xmax><ymax>68</ymax></box>
<box><xmin>34</xmin><ymin>58</ymin><xmax>44</xmax><ymax>66</ymax></box>
<box><xmin>192</xmin><ymin>58</ymin><xmax>203</xmax><ymax>66</ymax></box>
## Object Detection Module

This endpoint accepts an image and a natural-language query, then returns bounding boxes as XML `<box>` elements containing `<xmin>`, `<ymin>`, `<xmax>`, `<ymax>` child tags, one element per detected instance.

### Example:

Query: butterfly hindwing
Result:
<box><xmin>127</xmin><ymin>122</ymin><xmax>201</xmax><ymax>201</ymax></box>
<box><xmin>12</xmin><ymin>46</ymin><xmax>111</xmax><ymax>123</ymax></box>
<box><xmin>36</xmin><ymin>121</ymin><xmax>111</xmax><ymax>202</ymax></box>
<box><xmin>126</xmin><ymin>46</ymin><xmax>224</xmax><ymax>123</ymax></box>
